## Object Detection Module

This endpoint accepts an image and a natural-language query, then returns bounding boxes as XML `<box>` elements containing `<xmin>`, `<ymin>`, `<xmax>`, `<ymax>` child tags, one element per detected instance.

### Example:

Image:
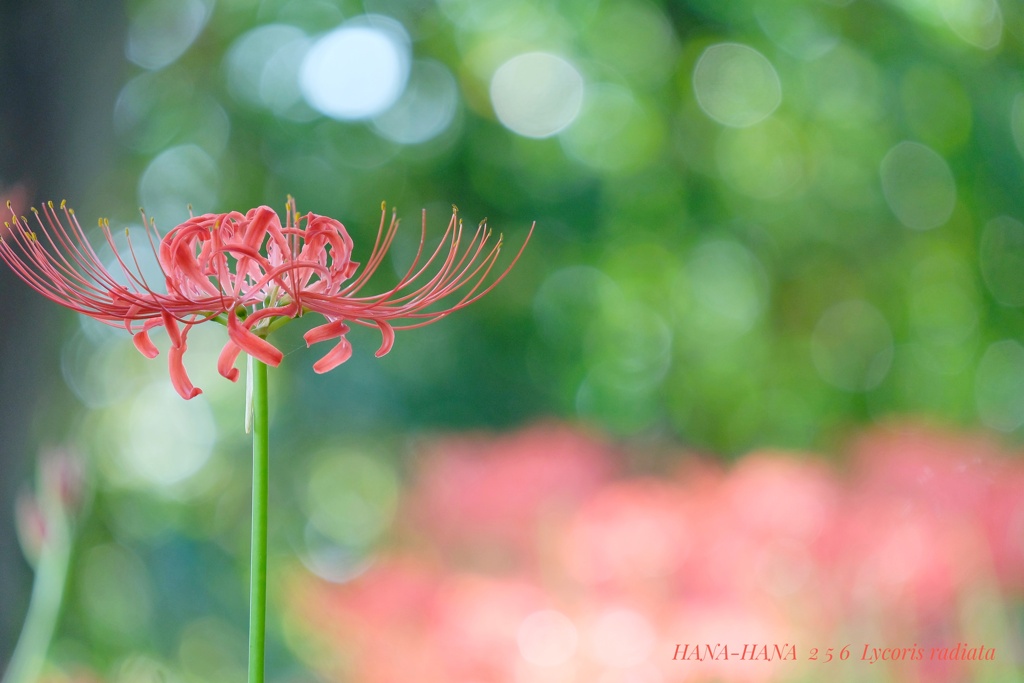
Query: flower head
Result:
<box><xmin>1</xmin><ymin>198</ymin><xmax>531</xmax><ymax>398</ymax></box>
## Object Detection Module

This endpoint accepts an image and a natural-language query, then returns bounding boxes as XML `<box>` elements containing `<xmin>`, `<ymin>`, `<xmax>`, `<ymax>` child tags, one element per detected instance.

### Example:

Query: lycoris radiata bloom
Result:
<box><xmin>1</xmin><ymin>198</ymin><xmax>531</xmax><ymax>399</ymax></box>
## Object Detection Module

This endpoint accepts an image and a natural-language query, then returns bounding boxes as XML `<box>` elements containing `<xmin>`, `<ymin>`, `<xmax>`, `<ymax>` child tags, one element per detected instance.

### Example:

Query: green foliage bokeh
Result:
<box><xmin>76</xmin><ymin>0</ymin><xmax>1024</xmax><ymax>454</ymax></box>
<box><xmin>10</xmin><ymin>0</ymin><xmax>1024</xmax><ymax>677</ymax></box>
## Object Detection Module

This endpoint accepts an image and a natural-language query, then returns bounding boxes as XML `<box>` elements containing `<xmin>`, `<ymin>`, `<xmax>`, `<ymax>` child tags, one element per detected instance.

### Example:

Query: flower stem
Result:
<box><xmin>1</xmin><ymin>506</ymin><xmax>71</xmax><ymax>683</ymax></box>
<box><xmin>248</xmin><ymin>358</ymin><xmax>269</xmax><ymax>683</ymax></box>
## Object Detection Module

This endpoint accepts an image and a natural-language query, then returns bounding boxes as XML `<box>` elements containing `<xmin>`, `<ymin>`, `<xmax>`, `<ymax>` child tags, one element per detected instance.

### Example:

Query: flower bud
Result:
<box><xmin>39</xmin><ymin>447</ymin><xmax>85</xmax><ymax>516</ymax></box>
<box><xmin>15</xmin><ymin>490</ymin><xmax>46</xmax><ymax>564</ymax></box>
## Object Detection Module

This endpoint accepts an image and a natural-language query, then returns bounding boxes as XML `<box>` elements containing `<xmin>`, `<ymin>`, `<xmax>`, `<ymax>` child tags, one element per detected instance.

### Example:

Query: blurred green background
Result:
<box><xmin>2</xmin><ymin>0</ymin><xmax>1024</xmax><ymax>680</ymax></box>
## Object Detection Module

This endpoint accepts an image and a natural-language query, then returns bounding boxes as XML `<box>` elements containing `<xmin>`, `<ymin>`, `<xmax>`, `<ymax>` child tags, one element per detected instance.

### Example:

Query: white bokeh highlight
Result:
<box><xmin>112</xmin><ymin>383</ymin><xmax>216</xmax><ymax>489</ymax></box>
<box><xmin>126</xmin><ymin>0</ymin><xmax>210</xmax><ymax>70</ymax></box>
<box><xmin>693</xmin><ymin>43</ymin><xmax>782</xmax><ymax>127</ymax></box>
<box><xmin>300</xmin><ymin>16</ymin><xmax>411</xmax><ymax>120</ymax></box>
<box><xmin>490</xmin><ymin>52</ymin><xmax>584</xmax><ymax>138</ymax></box>
<box><xmin>880</xmin><ymin>141</ymin><xmax>956</xmax><ymax>231</ymax></box>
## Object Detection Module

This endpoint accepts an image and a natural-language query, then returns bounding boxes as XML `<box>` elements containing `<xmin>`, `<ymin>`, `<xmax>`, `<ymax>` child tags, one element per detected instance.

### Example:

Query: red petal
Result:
<box><xmin>217</xmin><ymin>341</ymin><xmax>242</xmax><ymax>382</ymax></box>
<box><xmin>162</xmin><ymin>311</ymin><xmax>182</xmax><ymax>347</ymax></box>
<box><xmin>374</xmin><ymin>320</ymin><xmax>395</xmax><ymax>357</ymax></box>
<box><xmin>312</xmin><ymin>337</ymin><xmax>353</xmax><ymax>374</ymax></box>
<box><xmin>303</xmin><ymin>319</ymin><xmax>350</xmax><ymax>347</ymax></box>
<box><xmin>169</xmin><ymin>341</ymin><xmax>201</xmax><ymax>400</ymax></box>
<box><xmin>227</xmin><ymin>309</ymin><xmax>284</xmax><ymax>367</ymax></box>
<box><xmin>132</xmin><ymin>319</ymin><xmax>161</xmax><ymax>359</ymax></box>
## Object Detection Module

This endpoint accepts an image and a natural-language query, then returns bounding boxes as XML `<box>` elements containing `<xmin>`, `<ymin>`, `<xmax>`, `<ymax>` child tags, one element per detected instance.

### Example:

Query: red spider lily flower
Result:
<box><xmin>1</xmin><ymin>198</ymin><xmax>532</xmax><ymax>399</ymax></box>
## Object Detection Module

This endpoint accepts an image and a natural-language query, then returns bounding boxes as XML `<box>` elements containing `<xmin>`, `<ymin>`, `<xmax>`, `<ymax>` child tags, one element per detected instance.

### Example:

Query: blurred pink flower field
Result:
<box><xmin>287</xmin><ymin>422</ymin><xmax>1024</xmax><ymax>683</ymax></box>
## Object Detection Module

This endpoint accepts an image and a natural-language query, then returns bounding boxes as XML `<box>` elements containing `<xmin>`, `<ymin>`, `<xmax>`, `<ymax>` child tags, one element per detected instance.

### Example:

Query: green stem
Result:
<box><xmin>248</xmin><ymin>359</ymin><xmax>269</xmax><ymax>683</ymax></box>
<box><xmin>1</xmin><ymin>507</ymin><xmax>71</xmax><ymax>683</ymax></box>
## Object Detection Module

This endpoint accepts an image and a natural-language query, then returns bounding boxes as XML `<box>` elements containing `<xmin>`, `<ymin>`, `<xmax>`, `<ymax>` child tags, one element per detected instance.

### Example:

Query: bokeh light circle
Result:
<box><xmin>299</xmin><ymin>16</ymin><xmax>411</xmax><ymax>120</ymax></box>
<box><xmin>880</xmin><ymin>141</ymin><xmax>956</xmax><ymax>231</ymax></box>
<box><xmin>688</xmin><ymin>239</ymin><xmax>768</xmax><ymax>336</ymax></box>
<box><xmin>304</xmin><ymin>450</ymin><xmax>399</xmax><ymax>546</ymax></box>
<box><xmin>979</xmin><ymin>216</ymin><xmax>1024</xmax><ymax>307</ymax></box>
<box><xmin>138</xmin><ymin>144</ymin><xmax>219</xmax><ymax>228</ymax></box>
<box><xmin>517</xmin><ymin>609</ymin><xmax>579</xmax><ymax>666</ymax></box>
<box><xmin>755</xmin><ymin>3</ymin><xmax>839</xmax><ymax>59</ymax></box>
<box><xmin>693</xmin><ymin>42</ymin><xmax>782</xmax><ymax>128</ymax></box>
<box><xmin>62</xmin><ymin>334</ymin><xmax>140</xmax><ymax>408</ymax></box>
<box><xmin>533</xmin><ymin>266</ymin><xmax>620</xmax><ymax>348</ymax></box>
<box><xmin>976</xmin><ymin>340</ymin><xmax>1024</xmax><ymax>432</ymax></box>
<box><xmin>225</xmin><ymin>24</ymin><xmax>313</xmax><ymax>119</ymax></box>
<box><xmin>584</xmin><ymin>0</ymin><xmax>678</xmax><ymax>86</ymax></box>
<box><xmin>942</xmin><ymin>0</ymin><xmax>1003</xmax><ymax>50</ymax></box>
<box><xmin>126</xmin><ymin>0</ymin><xmax>210</xmax><ymax>71</ymax></box>
<box><xmin>1011</xmin><ymin>93</ymin><xmax>1024</xmax><ymax>160</ymax></box>
<box><xmin>490</xmin><ymin>52</ymin><xmax>584</xmax><ymax>138</ymax></box>
<box><xmin>560</xmin><ymin>83</ymin><xmax>663</xmax><ymax>173</ymax></box>
<box><xmin>804</xmin><ymin>44</ymin><xmax>883</xmax><ymax>125</ymax></box>
<box><xmin>811</xmin><ymin>300</ymin><xmax>894</xmax><ymax>392</ymax></box>
<box><xmin>587</xmin><ymin>608</ymin><xmax>656</xmax><ymax>667</ymax></box>
<box><xmin>108</xmin><ymin>382</ymin><xmax>216</xmax><ymax>489</ymax></box>
<box><xmin>373</xmin><ymin>59</ymin><xmax>460</xmax><ymax>144</ymax></box>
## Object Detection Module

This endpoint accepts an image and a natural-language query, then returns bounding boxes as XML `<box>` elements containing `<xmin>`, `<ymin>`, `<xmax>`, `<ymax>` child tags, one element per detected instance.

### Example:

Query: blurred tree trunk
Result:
<box><xmin>0</xmin><ymin>0</ymin><xmax>125</xmax><ymax>670</ymax></box>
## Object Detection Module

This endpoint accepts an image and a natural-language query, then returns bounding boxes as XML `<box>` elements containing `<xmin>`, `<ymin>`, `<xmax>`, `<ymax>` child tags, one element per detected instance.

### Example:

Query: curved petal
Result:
<box><xmin>227</xmin><ymin>309</ymin><xmax>284</xmax><ymax>367</ymax></box>
<box><xmin>303</xmin><ymin>319</ymin><xmax>350</xmax><ymax>347</ymax></box>
<box><xmin>132</xmin><ymin>318</ymin><xmax>162</xmax><ymax>359</ymax></box>
<box><xmin>312</xmin><ymin>337</ymin><xmax>353</xmax><ymax>374</ymax></box>
<box><xmin>162</xmin><ymin>310</ymin><xmax>182</xmax><ymax>347</ymax></box>
<box><xmin>168</xmin><ymin>341</ymin><xmax>201</xmax><ymax>399</ymax></box>
<box><xmin>217</xmin><ymin>340</ymin><xmax>242</xmax><ymax>382</ymax></box>
<box><xmin>374</xmin><ymin>320</ymin><xmax>395</xmax><ymax>357</ymax></box>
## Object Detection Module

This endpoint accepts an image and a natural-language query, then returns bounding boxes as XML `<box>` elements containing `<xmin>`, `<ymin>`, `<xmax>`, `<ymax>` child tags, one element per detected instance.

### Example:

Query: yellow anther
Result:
<box><xmin>381</xmin><ymin>200</ymin><xmax>386</xmax><ymax>211</ymax></box>
<box><xmin>125</xmin><ymin>228</ymin><xmax>130</xmax><ymax>236</ymax></box>
<box><xmin>60</xmin><ymin>199</ymin><xmax>66</xmax><ymax>209</ymax></box>
<box><xmin>47</xmin><ymin>201</ymin><xmax>53</xmax><ymax>209</ymax></box>
<box><xmin>68</xmin><ymin>208</ymin><xmax>75</xmax><ymax>215</ymax></box>
<box><xmin>5</xmin><ymin>200</ymin><xmax>10</xmax><ymax>209</ymax></box>
<box><xmin>452</xmin><ymin>204</ymin><xmax>458</xmax><ymax>214</ymax></box>
<box><xmin>30</xmin><ymin>207</ymin><xmax>38</xmax><ymax>214</ymax></box>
